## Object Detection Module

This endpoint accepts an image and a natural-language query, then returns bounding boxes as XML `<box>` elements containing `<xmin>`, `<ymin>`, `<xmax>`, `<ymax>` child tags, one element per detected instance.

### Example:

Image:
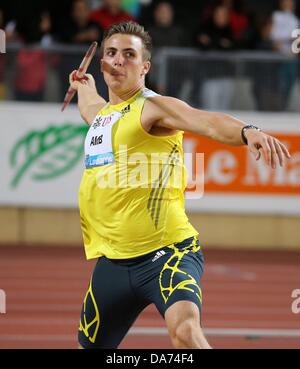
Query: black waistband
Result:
<box><xmin>104</xmin><ymin>236</ymin><xmax>198</xmax><ymax>266</ymax></box>
<box><xmin>107</xmin><ymin>247</ymin><xmax>166</xmax><ymax>266</ymax></box>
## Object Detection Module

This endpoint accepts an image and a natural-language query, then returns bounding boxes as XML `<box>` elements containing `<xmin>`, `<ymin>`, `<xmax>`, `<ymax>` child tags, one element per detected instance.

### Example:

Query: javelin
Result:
<box><xmin>61</xmin><ymin>41</ymin><xmax>98</xmax><ymax>112</ymax></box>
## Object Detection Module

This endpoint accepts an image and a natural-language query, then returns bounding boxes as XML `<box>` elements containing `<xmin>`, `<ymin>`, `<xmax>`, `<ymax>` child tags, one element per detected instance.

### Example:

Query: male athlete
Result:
<box><xmin>69</xmin><ymin>22</ymin><xmax>291</xmax><ymax>349</ymax></box>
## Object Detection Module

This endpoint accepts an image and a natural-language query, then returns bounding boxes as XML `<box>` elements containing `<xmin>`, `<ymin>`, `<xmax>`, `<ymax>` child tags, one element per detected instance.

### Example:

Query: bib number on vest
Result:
<box><xmin>84</xmin><ymin>112</ymin><xmax>122</xmax><ymax>169</ymax></box>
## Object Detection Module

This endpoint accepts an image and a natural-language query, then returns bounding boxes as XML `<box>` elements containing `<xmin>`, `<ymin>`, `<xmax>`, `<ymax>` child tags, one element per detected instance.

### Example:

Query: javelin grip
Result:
<box><xmin>61</xmin><ymin>41</ymin><xmax>98</xmax><ymax>112</ymax></box>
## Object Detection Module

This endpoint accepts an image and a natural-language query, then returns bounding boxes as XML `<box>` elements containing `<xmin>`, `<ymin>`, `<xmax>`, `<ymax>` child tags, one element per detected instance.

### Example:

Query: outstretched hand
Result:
<box><xmin>245</xmin><ymin>129</ymin><xmax>291</xmax><ymax>169</ymax></box>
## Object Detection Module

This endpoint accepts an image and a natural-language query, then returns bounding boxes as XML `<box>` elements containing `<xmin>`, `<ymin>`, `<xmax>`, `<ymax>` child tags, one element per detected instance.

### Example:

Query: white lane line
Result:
<box><xmin>0</xmin><ymin>335</ymin><xmax>75</xmax><ymax>342</ymax></box>
<box><xmin>3</xmin><ymin>304</ymin><xmax>80</xmax><ymax>311</ymax></box>
<box><xmin>129</xmin><ymin>327</ymin><xmax>300</xmax><ymax>338</ymax></box>
<box><xmin>1</xmin><ymin>328</ymin><xmax>300</xmax><ymax>341</ymax></box>
<box><xmin>205</xmin><ymin>328</ymin><xmax>300</xmax><ymax>338</ymax></box>
<box><xmin>0</xmin><ymin>318</ymin><xmax>78</xmax><ymax>325</ymax></box>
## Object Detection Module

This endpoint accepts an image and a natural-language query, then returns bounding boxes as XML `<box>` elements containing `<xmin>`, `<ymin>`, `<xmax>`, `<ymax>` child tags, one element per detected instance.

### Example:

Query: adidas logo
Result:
<box><xmin>121</xmin><ymin>104</ymin><xmax>130</xmax><ymax>115</ymax></box>
<box><xmin>151</xmin><ymin>250</ymin><xmax>166</xmax><ymax>262</ymax></box>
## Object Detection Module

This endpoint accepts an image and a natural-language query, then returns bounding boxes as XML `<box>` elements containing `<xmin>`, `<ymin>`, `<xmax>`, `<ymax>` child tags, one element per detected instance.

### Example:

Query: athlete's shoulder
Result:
<box><xmin>141</xmin><ymin>88</ymin><xmax>160</xmax><ymax>98</ymax></box>
<box><xmin>143</xmin><ymin>91</ymin><xmax>191</xmax><ymax>113</ymax></box>
<box><xmin>142</xmin><ymin>92</ymin><xmax>195</xmax><ymax>132</ymax></box>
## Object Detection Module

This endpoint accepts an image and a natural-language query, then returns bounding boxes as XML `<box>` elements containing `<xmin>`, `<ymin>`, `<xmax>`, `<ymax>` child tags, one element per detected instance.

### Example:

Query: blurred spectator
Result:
<box><xmin>58</xmin><ymin>0</ymin><xmax>102</xmax><ymax>44</ymax></box>
<box><xmin>199</xmin><ymin>0</ymin><xmax>253</xmax><ymax>49</ymax></box>
<box><xmin>57</xmin><ymin>0</ymin><xmax>107</xmax><ymax>103</ymax></box>
<box><xmin>271</xmin><ymin>0</ymin><xmax>299</xmax><ymax>110</ymax></box>
<box><xmin>14</xmin><ymin>12</ymin><xmax>53</xmax><ymax>102</ymax></box>
<box><xmin>16</xmin><ymin>11</ymin><xmax>53</xmax><ymax>47</ymax></box>
<box><xmin>255</xmin><ymin>15</ymin><xmax>275</xmax><ymax>50</ymax></box>
<box><xmin>196</xmin><ymin>5</ymin><xmax>235</xmax><ymax>110</ymax></box>
<box><xmin>199</xmin><ymin>0</ymin><xmax>234</xmax><ymax>27</ymax></box>
<box><xmin>251</xmin><ymin>16</ymin><xmax>284</xmax><ymax>111</ymax></box>
<box><xmin>89</xmin><ymin>0</ymin><xmax>134</xmax><ymax>30</ymax></box>
<box><xmin>147</xmin><ymin>1</ymin><xmax>187</xmax><ymax>47</ymax></box>
<box><xmin>271</xmin><ymin>0</ymin><xmax>299</xmax><ymax>55</ymax></box>
<box><xmin>147</xmin><ymin>1</ymin><xmax>187</xmax><ymax>94</ymax></box>
<box><xmin>229</xmin><ymin>0</ymin><xmax>250</xmax><ymax>45</ymax></box>
<box><xmin>196</xmin><ymin>5</ymin><xmax>234</xmax><ymax>51</ymax></box>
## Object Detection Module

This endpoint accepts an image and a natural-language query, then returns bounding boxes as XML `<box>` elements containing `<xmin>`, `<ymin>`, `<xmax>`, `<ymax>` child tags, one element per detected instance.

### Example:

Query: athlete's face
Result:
<box><xmin>101</xmin><ymin>34</ymin><xmax>150</xmax><ymax>93</ymax></box>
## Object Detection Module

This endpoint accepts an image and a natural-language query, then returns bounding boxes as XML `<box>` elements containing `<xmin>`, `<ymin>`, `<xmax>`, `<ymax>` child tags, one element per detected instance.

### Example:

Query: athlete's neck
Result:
<box><xmin>109</xmin><ymin>84</ymin><xmax>144</xmax><ymax>105</ymax></box>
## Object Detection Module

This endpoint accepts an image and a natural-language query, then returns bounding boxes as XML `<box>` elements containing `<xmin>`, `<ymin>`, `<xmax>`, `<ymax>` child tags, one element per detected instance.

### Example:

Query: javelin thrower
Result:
<box><xmin>67</xmin><ymin>21</ymin><xmax>291</xmax><ymax>350</ymax></box>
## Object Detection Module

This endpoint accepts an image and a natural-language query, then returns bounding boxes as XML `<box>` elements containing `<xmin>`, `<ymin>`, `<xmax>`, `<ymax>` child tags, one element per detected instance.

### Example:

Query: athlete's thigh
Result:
<box><xmin>78</xmin><ymin>258</ymin><xmax>145</xmax><ymax>349</ymax></box>
<box><xmin>150</xmin><ymin>236</ymin><xmax>205</xmax><ymax>318</ymax></box>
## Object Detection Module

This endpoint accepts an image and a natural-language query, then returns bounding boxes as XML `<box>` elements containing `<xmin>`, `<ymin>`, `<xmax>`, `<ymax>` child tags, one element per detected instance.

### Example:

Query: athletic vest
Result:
<box><xmin>79</xmin><ymin>88</ymin><xmax>198</xmax><ymax>260</ymax></box>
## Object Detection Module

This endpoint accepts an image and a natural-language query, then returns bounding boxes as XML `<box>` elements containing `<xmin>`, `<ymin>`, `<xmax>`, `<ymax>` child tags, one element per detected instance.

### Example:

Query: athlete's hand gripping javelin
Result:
<box><xmin>61</xmin><ymin>41</ymin><xmax>98</xmax><ymax>112</ymax></box>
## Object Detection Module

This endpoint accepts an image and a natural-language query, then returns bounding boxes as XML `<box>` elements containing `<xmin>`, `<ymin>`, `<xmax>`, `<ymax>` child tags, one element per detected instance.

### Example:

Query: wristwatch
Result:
<box><xmin>241</xmin><ymin>125</ymin><xmax>261</xmax><ymax>145</ymax></box>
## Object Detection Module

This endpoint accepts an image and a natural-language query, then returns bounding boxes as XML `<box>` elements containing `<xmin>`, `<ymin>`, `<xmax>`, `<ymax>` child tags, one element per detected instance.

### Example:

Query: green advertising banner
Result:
<box><xmin>0</xmin><ymin>102</ymin><xmax>299</xmax><ymax>214</ymax></box>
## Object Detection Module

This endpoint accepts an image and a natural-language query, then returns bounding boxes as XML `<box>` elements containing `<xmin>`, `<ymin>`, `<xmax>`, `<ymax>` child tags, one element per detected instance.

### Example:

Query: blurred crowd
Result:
<box><xmin>0</xmin><ymin>0</ymin><xmax>300</xmax><ymax>111</ymax></box>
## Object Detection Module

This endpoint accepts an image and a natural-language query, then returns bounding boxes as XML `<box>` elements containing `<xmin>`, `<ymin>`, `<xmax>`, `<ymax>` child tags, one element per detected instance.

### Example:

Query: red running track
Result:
<box><xmin>0</xmin><ymin>246</ymin><xmax>300</xmax><ymax>349</ymax></box>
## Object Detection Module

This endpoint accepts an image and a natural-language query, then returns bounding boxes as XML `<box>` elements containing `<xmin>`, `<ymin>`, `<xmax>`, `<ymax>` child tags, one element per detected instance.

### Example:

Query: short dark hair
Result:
<box><xmin>100</xmin><ymin>21</ymin><xmax>152</xmax><ymax>61</ymax></box>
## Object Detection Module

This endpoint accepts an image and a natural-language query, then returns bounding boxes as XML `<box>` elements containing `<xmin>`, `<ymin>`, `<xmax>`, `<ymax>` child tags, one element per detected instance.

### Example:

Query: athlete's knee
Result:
<box><xmin>172</xmin><ymin>319</ymin><xmax>196</xmax><ymax>348</ymax></box>
<box><xmin>170</xmin><ymin>319</ymin><xmax>210</xmax><ymax>349</ymax></box>
<box><xmin>165</xmin><ymin>301</ymin><xmax>211</xmax><ymax>349</ymax></box>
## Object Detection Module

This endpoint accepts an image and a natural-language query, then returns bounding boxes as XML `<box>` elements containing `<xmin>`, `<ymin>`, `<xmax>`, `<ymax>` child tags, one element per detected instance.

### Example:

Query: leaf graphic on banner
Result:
<box><xmin>31</xmin><ymin>142</ymin><xmax>83</xmax><ymax>181</ymax></box>
<box><xmin>10</xmin><ymin>124</ymin><xmax>88</xmax><ymax>188</ymax></box>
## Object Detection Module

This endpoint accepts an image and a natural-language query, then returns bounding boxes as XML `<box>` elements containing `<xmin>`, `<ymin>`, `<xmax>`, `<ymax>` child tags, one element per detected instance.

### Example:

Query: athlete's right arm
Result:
<box><xmin>69</xmin><ymin>71</ymin><xmax>107</xmax><ymax>125</ymax></box>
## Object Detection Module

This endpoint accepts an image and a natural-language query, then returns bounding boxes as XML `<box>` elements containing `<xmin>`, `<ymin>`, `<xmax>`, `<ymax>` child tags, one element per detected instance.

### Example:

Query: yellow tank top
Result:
<box><xmin>79</xmin><ymin>88</ymin><xmax>198</xmax><ymax>260</ymax></box>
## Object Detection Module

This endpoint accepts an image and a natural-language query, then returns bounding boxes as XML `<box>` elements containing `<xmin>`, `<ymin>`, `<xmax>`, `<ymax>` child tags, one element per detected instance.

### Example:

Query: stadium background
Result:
<box><xmin>0</xmin><ymin>0</ymin><xmax>300</xmax><ymax>348</ymax></box>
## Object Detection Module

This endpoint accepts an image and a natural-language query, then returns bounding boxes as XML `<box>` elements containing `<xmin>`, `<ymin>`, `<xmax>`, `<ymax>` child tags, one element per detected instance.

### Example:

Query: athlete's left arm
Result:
<box><xmin>148</xmin><ymin>95</ymin><xmax>291</xmax><ymax>169</ymax></box>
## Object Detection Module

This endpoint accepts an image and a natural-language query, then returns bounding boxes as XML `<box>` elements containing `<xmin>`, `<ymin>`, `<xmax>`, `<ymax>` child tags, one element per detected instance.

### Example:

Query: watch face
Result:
<box><xmin>246</xmin><ymin>125</ymin><xmax>260</xmax><ymax>131</ymax></box>
<box><xmin>241</xmin><ymin>125</ymin><xmax>261</xmax><ymax>145</ymax></box>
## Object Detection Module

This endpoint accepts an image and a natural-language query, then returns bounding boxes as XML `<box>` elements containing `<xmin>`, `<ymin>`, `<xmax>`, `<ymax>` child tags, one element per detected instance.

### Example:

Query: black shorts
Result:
<box><xmin>78</xmin><ymin>236</ymin><xmax>205</xmax><ymax>349</ymax></box>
